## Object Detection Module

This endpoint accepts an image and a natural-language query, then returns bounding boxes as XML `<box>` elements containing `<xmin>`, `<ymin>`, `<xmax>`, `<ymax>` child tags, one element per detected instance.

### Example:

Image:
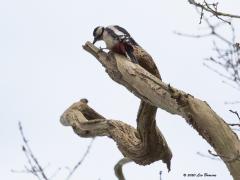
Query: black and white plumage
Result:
<box><xmin>92</xmin><ymin>25</ymin><xmax>139</xmax><ymax>64</ymax></box>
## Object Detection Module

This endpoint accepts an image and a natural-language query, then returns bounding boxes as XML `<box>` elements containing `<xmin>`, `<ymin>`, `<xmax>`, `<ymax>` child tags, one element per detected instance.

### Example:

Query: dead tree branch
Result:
<box><xmin>15</xmin><ymin>122</ymin><xmax>93</xmax><ymax>180</ymax></box>
<box><xmin>208</xmin><ymin>150</ymin><xmax>240</xmax><ymax>163</ymax></box>
<box><xmin>196</xmin><ymin>151</ymin><xmax>221</xmax><ymax>161</ymax></box>
<box><xmin>18</xmin><ymin>122</ymin><xmax>49</xmax><ymax>180</ymax></box>
<box><xmin>229</xmin><ymin>110</ymin><xmax>240</xmax><ymax>121</ymax></box>
<box><xmin>188</xmin><ymin>0</ymin><xmax>240</xmax><ymax>23</ymax></box>
<box><xmin>175</xmin><ymin>15</ymin><xmax>240</xmax><ymax>90</ymax></box>
<box><xmin>114</xmin><ymin>158</ymin><xmax>132</xmax><ymax>180</ymax></box>
<box><xmin>60</xmin><ymin>42</ymin><xmax>240</xmax><ymax>179</ymax></box>
<box><xmin>60</xmin><ymin>98</ymin><xmax>172</xmax><ymax>171</ymax></box>
<box><xmin>65</xmin><ymin>138</ymin><xmax>94</xmax><ymax>180</ymax></box>
<box><xmin>228</xmin><ymin>110</ymin><xmax>240</xmax><ymax>132</ymax></box>
<box><xmin>60</xmin><ymin>43</ymin><xmax>172</xmax><ymax>179</ymax></box>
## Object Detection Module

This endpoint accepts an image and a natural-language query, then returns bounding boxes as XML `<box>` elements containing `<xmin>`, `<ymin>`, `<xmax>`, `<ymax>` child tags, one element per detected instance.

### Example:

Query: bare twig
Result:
<box><xmin>16</xmin><ymin>122</ymin><xmax>94</xmax><ymax>180</ymax></box>
<box><xmin>203</xmin><ymin>63</ymin><xmax>233</xmax><ymax>81</ymax></box>
<box><xmin>49</xmin><ymin>168</ymin><xmax>61</xmax><ymax>179</ymax></box>
<box><xmin>229</xmin><ymin>110</ymin><xmax>240</xmax><ymax>121</ymax></box>
<box><xmin>235</xmin><ymin>43</ymin><xmax>240</xmax><ymax>51</ymax></box>
<box><xmin>173</xmin><ymin>31</ymin><xmax>211</xmax><ymax>38</ymax></box>
<box><xmin>228</xmin><ymin>110</ymin><xmax>240</xmax><ymax>131</ymax></box>
<box><xmin>21</xmin><ymin>146</ymin><xmax>42</xmax><ymax>180</ymax></box>
<box><xmin>225</xmin><ymin>101</ymin><xmax>240</xmax><ymax>105</ymax></box>
<box><xmin>11</xmin><ymin>168</ymin><xmax>42</xmax><ymax>178</ymax></box>
<box><xmin>188</xmin><ymin>0</ymin><xmax>240</xmax><ymax>23</ymax></box>
<box><xmin>228</xmin><ymin>124</ymin><xmax>240</xmax><ymax>127</ymax></box>
<box><xmin>18</xmin><ymin>122</ymin><xmax>49</xmax><ymax>180</ymax></box>
<box><xmin>65</xmin><ymin>138</ymin><xmax>94</xmax><ymax>180</ymax></box>
<box><xmin>221</xmin><ymin>81</ymin><xmax>240</xmax><ymax>92</ymax></box>
<box><xmin>176</xmin><ymin>10</ymin><xmax>240</xmax><ymax>89</ymax></box>
<box><xmin>208</xmin><ymin>150</ymin><xmax>240</xmax><ymax>162</ymax></box>
<box><xmin>196</xmin><ymin>151</ymin><xmax>221</xmax><ymax>161</ymax></box>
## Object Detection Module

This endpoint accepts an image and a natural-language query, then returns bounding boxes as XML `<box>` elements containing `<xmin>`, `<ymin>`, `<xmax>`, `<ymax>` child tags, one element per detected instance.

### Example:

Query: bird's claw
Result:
<box><xmin>97</xmin><ymin>46</ymin><xmax>107</xmax><ymax>53</ymax></box>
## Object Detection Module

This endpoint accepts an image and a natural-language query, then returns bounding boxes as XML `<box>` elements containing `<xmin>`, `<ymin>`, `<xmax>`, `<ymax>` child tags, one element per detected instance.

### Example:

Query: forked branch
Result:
<box><xmin>60</xmin><ymin>98</ymin><xmax>172</xmax><ymax>170</ymax></box>
<box><xmin>61</xmin><ymin>42</ymin><xmax>240</xmax><ymax>180</ymax></box>
<box><xmin>188</xmin><ymin>0</ymin><xmax>240</xmax><ymax>23</ymax></box>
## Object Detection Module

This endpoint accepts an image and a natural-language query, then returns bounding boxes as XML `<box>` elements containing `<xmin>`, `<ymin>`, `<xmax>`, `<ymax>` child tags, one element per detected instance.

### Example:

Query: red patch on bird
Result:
<box><xmin>112</xmin><ymin>43</ymin><xmax>126</xmax><ymax>55</ymax></box>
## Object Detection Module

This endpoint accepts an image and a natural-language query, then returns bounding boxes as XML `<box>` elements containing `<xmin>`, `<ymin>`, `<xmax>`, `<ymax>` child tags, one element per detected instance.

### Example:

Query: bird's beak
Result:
<box><xmin>93</xmin><ymin>37</ymin><xmax>98</xmax><ymax>44</ymax></box>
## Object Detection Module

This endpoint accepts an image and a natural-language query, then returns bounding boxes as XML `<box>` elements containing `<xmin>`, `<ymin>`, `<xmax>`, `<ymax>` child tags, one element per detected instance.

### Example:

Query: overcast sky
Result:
<box><xmin>1</xmin><ymin>0</ymin><xmax>240</xmax><ymax>180</ymax></box>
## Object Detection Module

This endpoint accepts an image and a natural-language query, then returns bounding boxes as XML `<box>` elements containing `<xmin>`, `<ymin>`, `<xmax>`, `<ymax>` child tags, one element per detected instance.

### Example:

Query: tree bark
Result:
<box><xmin>61</xmin><ymin>41</ymin><xmax>240</xmax><ymax>180</ymax></box>
<box><xmin>60</xmin><ymin>98</ymin><xmax>172</xmax><ymax>169</ymax></box>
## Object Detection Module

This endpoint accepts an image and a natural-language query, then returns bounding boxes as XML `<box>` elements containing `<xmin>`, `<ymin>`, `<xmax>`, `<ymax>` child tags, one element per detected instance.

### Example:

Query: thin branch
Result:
<box><xmin>235</xmin><ymin>43</ymin><xmax>240</xmax><ymax>51</ymax></box>
<box><xmin>176</xmin><ymin>12</ymin><xmax>240</xmax><ymax>89</ymax></box>
<box><xmin>228</xmin><ymin>124</ymin><xmax>240</xmax><ymax>127</ymax></box>
<box><xmin>228</xmin><ymin>110</ymin><xmax>240</xmax><ymax>131</ymax></box>
<box><xmin>11</xmin><ymin>168</ymin><xmax>42</xmax><ymax>177</ymax></box>
<box><xmin>221</xmin><ymin>81</ymin><xmax>240</xmax><ymax>91</ymax></box>
<box><xmin>196</xmin><ymin>151</ymin><xmax>221</xmax><ymax>161</ymax></box>
<box><xmin>173</xmin><ymin>31</ymin><xmax>211</xmax><ymax>38</ymax></box>
<box><xmin>65</xmin><ymin>138</ymin><xmax>94</xmax><ymax>180</ymax></box>
<box><xmin>175</xmin><ymin>16</ymin><xmax>232</xmax><ymax>45</ymax></box>
<box><xmin>225</xmin><ymin>101</ymin><xmax>240</xmax><ymax>105</ymax></box>
<box><xmin>18</xmin><ymin>122</ymin><xmax>49</xmax><ymax>180</ymax></box>
<box><xmin>203</xmin><ymin>63</ymin><xmax>232</xmax><ymax>81</ymax></box>
<box><xmin>208</xmin><ymin>150</ymin><xmax>240</xmax><ymax>162</ymax></box>
<box><xmin>188</xmin><ymin>0</ymin><xmax>240</xmax><ymax>22</ymax></box>
<box><xmin>49</xmin><ymin>168</ymin><xmax>62</xmax><ymax>179</ymax></box>
<box><xmin>229</xmin><ymin>110</ymin><xmax>240</xmax><ymax>121</ymax></box>
<box><xmin>21</xmin><ymin>146</ymin><xmax>42</xmax><ymax>180</ymax></box>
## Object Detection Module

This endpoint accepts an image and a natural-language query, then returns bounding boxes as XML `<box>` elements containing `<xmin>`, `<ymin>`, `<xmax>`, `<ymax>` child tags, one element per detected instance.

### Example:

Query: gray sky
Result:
<box><xmin>1</xmin><ymin>0</ymin><xmax>240</xmax><ymax>179</ymax></box>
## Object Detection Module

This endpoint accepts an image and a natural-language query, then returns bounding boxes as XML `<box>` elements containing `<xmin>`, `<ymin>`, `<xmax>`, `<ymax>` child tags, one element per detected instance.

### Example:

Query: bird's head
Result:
<box><xmin>92</xmin><ymin>26</ymin><xmax>104</xmax><ymax>44</ymax></box>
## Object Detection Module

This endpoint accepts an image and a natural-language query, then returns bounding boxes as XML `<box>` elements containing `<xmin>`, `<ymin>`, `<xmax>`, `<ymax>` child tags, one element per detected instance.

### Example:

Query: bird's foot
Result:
<box><xmin>97</xmin><ymin>47</ymin><xmax>108</xmax><ymax>53</ymax></box>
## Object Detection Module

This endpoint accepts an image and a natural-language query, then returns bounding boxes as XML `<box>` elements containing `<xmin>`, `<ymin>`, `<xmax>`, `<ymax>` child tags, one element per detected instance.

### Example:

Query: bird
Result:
<box><xmin>92</xmin><ymin>25</ymin><xmax>139</xmax><ymax>64</ymax></box>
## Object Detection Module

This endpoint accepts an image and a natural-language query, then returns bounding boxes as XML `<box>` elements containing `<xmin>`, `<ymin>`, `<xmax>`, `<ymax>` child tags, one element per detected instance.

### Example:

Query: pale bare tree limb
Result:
<box><xmin>61</xmin><ymin>41</ymin><xmax>240</xmax><ymax>179</ymax></box>
<box><xmin>60</xmin><ymin>98</ymin><xmax>172</xmax><ymax>170</ymax></box>
<box><xmin>61</xmin><ymin>41</ymin><xmax>174</xmax><ymax>179</ymax></box>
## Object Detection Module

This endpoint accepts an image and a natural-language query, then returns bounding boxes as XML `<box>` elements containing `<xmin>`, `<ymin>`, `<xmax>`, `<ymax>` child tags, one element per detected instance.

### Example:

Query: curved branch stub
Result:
<box><xmin>60</xmin><ymin>99</ymin><xmax>172</xmax><ymax>170</ymax></box>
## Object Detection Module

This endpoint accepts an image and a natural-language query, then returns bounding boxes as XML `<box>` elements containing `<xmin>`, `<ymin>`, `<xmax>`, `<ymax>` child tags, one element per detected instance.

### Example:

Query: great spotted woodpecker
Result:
<box><xmin>92</xmin><ymin>25</ymin><xmax>139</xmax><ymax>64</ymax></box>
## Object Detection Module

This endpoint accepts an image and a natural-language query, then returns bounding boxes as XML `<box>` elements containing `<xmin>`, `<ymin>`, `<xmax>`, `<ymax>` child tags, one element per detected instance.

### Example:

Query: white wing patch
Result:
<box><xmin>107</xmin><ymin>25</ymin><xmax>125</xmax><ymax>36</ymax></box>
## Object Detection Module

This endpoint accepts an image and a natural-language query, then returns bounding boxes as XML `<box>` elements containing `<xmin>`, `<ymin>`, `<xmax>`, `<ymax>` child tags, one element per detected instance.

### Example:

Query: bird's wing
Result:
<box><xmin>113</xmin><ymin>25</ymin><xmax>131</xmax><ymax>36</ymax></box>
<box><xmin>106</xmin><ymin>25</ymin><xmax>139</xmax><ymax>46</ymax></box>
<box><xmin>132</xmin><ymin>46</ymin><xmax>161</xmax><ymax>80</ymax></box>
<box><xmin>104</xmin><ymin>27</ymin><xmax>120</xmax><ymax>39</ymax></box>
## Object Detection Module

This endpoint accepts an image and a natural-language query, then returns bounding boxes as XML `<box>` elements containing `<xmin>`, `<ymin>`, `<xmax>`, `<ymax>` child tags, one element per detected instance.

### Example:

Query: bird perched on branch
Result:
<box><xmin>92</xmin><ymin>25</ymin><xmax>139</xmax><ymax>64</ymax></box>
<box><xmin>92</xmin><ymin>25</ymin><xmax>161</xmax><ymax>79</ymax></box>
